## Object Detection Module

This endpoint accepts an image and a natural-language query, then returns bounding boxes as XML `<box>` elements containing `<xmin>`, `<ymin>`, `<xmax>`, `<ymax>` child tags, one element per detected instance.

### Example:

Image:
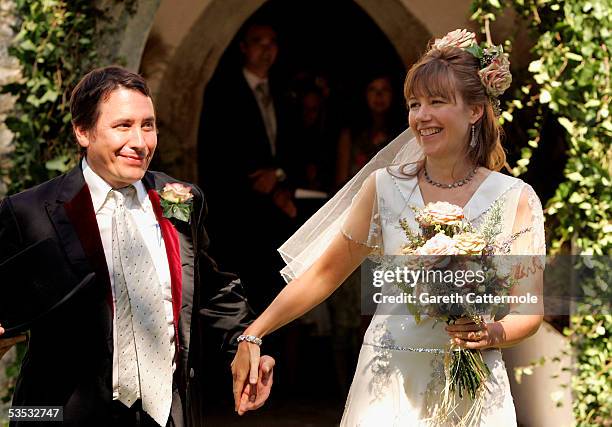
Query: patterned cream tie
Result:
<box><xmin>112</xmin><ymin>186</ymin><xmax>173</xmax><ymax>427</ymax></box>
<box><xmin>255</xmin><ymin>81</ymin><xmax>277</xmax><ymax>155</ymax></box>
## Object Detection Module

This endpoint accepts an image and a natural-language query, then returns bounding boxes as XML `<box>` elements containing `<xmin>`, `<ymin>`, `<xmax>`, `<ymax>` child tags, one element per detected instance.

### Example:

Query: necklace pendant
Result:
<box><xmin>424</xmin><ymin>166</ymin><xmax>478</xmax><ymax>189</ymax></box>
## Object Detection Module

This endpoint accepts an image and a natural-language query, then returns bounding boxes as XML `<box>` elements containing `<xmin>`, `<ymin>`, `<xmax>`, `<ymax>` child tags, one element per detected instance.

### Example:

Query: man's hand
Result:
<box><xmin>0</xmin><ymin>324</ymin><xmax>26</xmax><ymax>360</ymax></box>
<box><xmin>237</xmin><ymin>355</ymin><xmax>274</xmax><ymax>415</ymax></box>
<box><xmin>231</xmin><ymin>342</ymin><xmax>275</xmax><ymax>415</ymax></box>
<box><xmin>272</xmin><ymin>189</ymin><xmax>297</xmax><ymax>219</ymax></box>
<box><xmin>249</xmin><ymin>169</ymin><xmax>277</xmax><ymax>194</ymax></box>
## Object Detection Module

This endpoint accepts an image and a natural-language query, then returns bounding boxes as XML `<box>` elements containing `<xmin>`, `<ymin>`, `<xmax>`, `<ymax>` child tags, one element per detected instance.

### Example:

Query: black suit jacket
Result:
<box><xmin>200</xmin><ymin>69</ymin><xmax>289</xmax><ymax>180</ymax></box>
<box><xmin>0</xmin><ymin>164</ymin><xmax>253</xmax><ymax>426</ymax></box>
<box><xmin>198</xmin><ymin>69</ymin><xmax>296</xmax><ymax>286</ymax></box>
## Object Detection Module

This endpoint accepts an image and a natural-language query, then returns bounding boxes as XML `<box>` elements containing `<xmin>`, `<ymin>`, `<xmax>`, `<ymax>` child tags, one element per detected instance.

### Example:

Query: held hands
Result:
<box><xmin>445</xmin><ymin>317</ymin><xmax>504</xmax><ymax>350</ymax></box>
<box><xmin>231</xmin><ymin>342</ymin><xmax>275</xmax><ymax>415</ymax></box>
<box><xmin>0</xmin><ymin>324</ymin><xmax>27</xmax><ymax>360</ymax></box>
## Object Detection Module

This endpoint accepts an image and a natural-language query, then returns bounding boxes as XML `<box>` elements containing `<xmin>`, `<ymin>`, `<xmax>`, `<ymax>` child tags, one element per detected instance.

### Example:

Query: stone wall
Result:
<box><xmin>0</xmin><ymin>0</ymin><xmax>20</xmax><ymax>199</ymax></box>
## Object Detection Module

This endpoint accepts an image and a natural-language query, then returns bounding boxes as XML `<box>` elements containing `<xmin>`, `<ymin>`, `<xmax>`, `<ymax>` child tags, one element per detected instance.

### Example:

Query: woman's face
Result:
<box><xmin>407</xmin><ymin>89</ymin><xmax>481</xmax><ymax>160</ymax></box>
<box><xmin>366</xmin><ymin>78</ymin><xmax>393</xmax><ymax>114</ymax></box>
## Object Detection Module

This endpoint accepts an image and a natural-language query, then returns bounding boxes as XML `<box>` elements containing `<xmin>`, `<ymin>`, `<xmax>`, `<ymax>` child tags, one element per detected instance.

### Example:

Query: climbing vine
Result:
<box><xmin>0</xmin><ymin>0</ymin><xmax>102</xmax><ymax>194</ymax></box>
<box><xmin>470</xmin><ymin>0</ymin><xmax>611</xmax><ymax>425</ymax></box>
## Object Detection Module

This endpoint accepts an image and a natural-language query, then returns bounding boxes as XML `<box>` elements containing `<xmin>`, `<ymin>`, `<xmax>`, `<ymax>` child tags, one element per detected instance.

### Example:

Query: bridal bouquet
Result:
<box><xmin>396</xmin><ymin>201</ymin><xmax>523</xmax><ymax>411</ymax></box>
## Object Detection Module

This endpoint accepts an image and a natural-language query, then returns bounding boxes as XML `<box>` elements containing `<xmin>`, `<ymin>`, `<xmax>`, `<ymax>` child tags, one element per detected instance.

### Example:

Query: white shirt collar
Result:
<box><xmin>82</xmin><ymin>157</ymin><xmax>148</xmax><ymax>213</ymax></box>
<box><xmin>243</xmin><ymin>67</ymin><xmax>268</xmax><ymax>92</ymax></box>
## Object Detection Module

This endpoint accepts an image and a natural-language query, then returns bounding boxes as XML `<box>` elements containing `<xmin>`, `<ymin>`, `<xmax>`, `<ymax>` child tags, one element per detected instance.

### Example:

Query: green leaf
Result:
<box><xmin>39</xmin><ymin>88</ymin><xmax>59</xmax><ymax>103</ymax></box>
<box><xmin>19</xmin><ymin>39</ymin><xmax>36</xmax><ymax>51</ymax></box>
<box><xmin>171</xmin><ymin>205</ymin><xmax>189</xmax><ymax>222</ymax></box>
<box><xmin>465</xmin><ymin>44</ymin><xmax>483</xmax><ymax>58</ymax></box>
<box><xmin>567</xmin><ymin>172</ymin><xmax>584</xmax><ymax>182</ymax></box>
<box><xmin>558</xmin><ymin>117</ymin><xmax>575</xmax><ymax>134</ymax></box>
<box><xmin>528</xmin><ymin>59</ymin><xmax>542</xmax><ymax>73</ymax></box>
<box><xmin>539</xmin><ymin>89</ymin><xmax>552</xmax><ymax>104</ymax></box>
<box><xmin>45</xmin><ymin>155</ymin><xmax>70</xmax><ymax>172</ymax></box>
<box><xmin>565</xmin><ymin>52</ymin><xmax>583</xmax><ymax>62</ymax></box>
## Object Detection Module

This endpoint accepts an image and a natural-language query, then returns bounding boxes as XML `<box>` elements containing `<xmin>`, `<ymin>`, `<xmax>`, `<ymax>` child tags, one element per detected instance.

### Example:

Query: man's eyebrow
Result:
<box><xmin>109</xmin><ymin>117</ymin><xmax>134</xmax><ymax>125</ymax></box>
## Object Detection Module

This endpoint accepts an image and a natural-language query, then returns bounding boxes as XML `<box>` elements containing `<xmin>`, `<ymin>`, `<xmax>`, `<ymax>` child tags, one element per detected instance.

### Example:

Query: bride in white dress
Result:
<box><xmin>231</xmin><ymin>29</ymin><xmax>545</xmax><ymax>426</ymax></box>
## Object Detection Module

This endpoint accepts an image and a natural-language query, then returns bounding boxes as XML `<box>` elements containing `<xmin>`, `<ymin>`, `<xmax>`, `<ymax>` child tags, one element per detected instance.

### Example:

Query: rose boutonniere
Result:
<box><xmin>159</xmin><ymin>183</ymin><xmax>194</xmax><ymax>223</ymax></box>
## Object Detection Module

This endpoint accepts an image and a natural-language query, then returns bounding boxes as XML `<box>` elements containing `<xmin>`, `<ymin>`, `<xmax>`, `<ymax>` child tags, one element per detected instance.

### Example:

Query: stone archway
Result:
<box><xmin>143</xmin><ymin>0</ymin><xmax>267</xmax><ymax>181</ymax></box>
<box><xmin>140</xmin><ymin>0</ymin><xmax>444</xmax><ymax>182</ymax></box>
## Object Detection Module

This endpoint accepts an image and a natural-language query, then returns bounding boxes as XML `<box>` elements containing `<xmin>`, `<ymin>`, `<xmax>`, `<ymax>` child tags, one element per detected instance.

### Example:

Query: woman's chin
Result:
<box><xmin>420</xmin><ymin>145</ymin><xmax>444</xmax><ymax>158</ymax></box>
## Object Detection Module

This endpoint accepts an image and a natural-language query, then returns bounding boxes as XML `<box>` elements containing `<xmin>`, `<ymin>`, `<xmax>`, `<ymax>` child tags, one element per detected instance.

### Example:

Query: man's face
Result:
<box><xmin>75</xmin><ymin>87</ymin><xmax>157</xmax><ymax>188</ymax></box>
<box><xmin>240</xmin><ymin>25</ymin><xmax>278</xmax><ymax>75</ymax></box>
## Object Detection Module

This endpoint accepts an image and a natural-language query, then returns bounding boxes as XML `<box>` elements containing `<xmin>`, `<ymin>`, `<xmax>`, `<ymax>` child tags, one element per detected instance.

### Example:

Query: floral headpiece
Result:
<box><xmin>431</xmin><ymin>29</ymin><xmax>512</xmax><ymax>116</ymax></box>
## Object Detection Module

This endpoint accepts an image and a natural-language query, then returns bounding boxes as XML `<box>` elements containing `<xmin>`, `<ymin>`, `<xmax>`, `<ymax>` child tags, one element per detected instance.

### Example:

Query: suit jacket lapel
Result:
<box><xmin>46</xmin><ymin>166</ymin><xmax>112</xmax><ymax>305</ymax></box>
<box><xmin>147</xmin><ymin>189</ymin><xmax>182</xmax><ymax>337</ymax></box>
<box><xmin>142</xmin><ymin>173</ymin><xmax>187</xmax><ymax>358</ymax></box>
<box><xmin>46</xmin><ymin>165</ymin><xmax>113</xmax><ymax>354</ymax></box>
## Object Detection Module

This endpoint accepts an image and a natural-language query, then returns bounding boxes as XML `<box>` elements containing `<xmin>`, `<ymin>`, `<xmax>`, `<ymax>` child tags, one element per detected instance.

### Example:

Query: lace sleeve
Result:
<box><xmin>340</xmin><ymin>171</ymin><xmax>382</xmax><ymax>253</ymax></box>
<box><xmin>511</xmin><ymin>184</ymin><xmax>546</xmax><ymax>256</ymax></box>
<box><xmin>507</xmin><ymin>184</ymin><xmax>546</xmax><ymax>315</ymax></box>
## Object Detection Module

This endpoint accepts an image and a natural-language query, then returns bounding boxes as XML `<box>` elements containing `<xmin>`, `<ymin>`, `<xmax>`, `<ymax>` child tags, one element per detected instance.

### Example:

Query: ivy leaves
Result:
<box><xmin>1</xmin><ymin>0</ymin><xmax>98</xmax><ymax>193</ymax></box>
<box><xmin>471</xmin><ymin>1</ymin><xmax>611</xmax><ymax>425</ymax></box>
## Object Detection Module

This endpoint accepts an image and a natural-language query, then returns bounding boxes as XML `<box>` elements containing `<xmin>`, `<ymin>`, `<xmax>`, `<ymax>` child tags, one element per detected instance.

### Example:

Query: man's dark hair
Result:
<box><xmin>238</xmin><ymin>18</ymin><xmax>276</xmax><ymax>44</ymax></box>
<box><xmin>70</xmin><ymin>66</ymin><xmax>151</xmax><ymax>132</ymax></box>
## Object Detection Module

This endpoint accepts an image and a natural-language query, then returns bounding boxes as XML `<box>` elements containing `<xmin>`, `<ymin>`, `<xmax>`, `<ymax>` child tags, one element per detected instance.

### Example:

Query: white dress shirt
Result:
<box><xmin>243</xmin><ymin>67</ymin><xmax>278</xmax><ymax>155</ymax></box>
<box><xmin>82</xmin><ymin>158</ymin><xmax>175</xmax><ymax>400</ymax></box>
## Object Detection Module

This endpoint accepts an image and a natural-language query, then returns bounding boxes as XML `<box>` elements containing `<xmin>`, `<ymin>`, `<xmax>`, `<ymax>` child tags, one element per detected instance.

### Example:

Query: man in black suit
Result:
<box><xmin>0</xmin><ymin>66</ymin><xmax>274</xmax><ymax>426</ymax></box>
<box><xmin>199</xmin><ymin>22</ymin><xmax>296</xmax><ymax>314</ymax></box>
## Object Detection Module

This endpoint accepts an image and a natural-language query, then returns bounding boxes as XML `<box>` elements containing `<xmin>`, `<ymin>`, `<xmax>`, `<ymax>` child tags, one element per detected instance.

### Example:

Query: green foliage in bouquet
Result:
<box><xmin>470</xmin><ymin>1</ymin><xmax>611</xmax><ymax>424</ymax></box>
<box><xmin>448</xmin><ymin>338</ymin><xmax>491</xmax><ymax>400</ymax></box>
<box><xmin>395</xmin><ymin>199</ymin><xmax>525</xmax><ymax>422</ymax></box>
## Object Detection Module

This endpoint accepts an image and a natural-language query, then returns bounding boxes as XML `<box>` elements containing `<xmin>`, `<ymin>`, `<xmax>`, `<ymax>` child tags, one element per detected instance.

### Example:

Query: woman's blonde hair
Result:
<box><xmin>403</xmin><ymin>46</ymin><xmax>508</xmax><ymax>171</ymax></box>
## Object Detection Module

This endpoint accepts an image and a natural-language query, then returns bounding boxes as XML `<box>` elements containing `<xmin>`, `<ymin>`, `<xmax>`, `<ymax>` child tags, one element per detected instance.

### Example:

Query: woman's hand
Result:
<box><xmin>231</xmin><ymin>342</ymin><xmax>275</xmax><ymax>415</ymax></box>
<box><xmin>445</xmin><ymin>317</ymin><xmax>504</xmax><ymax>350</ymax></box>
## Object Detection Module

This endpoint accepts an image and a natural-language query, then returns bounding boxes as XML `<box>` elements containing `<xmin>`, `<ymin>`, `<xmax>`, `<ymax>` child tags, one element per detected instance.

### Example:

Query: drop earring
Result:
<box><xmin>469</xmin><ymin>124</ymin><xmax>477</xmax><ymax>148</ymax></box>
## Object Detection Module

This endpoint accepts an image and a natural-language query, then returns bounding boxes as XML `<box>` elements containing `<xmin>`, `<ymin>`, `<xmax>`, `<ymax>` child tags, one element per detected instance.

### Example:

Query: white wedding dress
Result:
<box><xmin>339</xmin><ymin>166</ymin><xmax>546</xmax><ymax>427</ymax></box>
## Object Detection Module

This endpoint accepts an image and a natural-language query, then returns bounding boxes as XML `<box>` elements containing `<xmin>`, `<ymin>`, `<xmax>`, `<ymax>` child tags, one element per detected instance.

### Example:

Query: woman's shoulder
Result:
<box><xmin>483</xmin><ymin>170</ymin><xmax>542</xmax><ymax>213</ymax></box>
<box><xmin>485</xmin><ymin>169</ymin><xmax>531</xmax><ymax>191</ymax></box>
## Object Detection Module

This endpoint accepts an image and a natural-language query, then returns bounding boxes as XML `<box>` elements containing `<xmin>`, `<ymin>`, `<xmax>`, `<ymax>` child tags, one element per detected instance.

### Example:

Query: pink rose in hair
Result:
<box><xmin>478</xmin><ymin>54</ymin><xmax>512</xmax><ymax>98</ymax></box>
<box><xmin>433</xmin><ymin>29</ymin><xmax>477</xmax><ymax>50</ymax></box>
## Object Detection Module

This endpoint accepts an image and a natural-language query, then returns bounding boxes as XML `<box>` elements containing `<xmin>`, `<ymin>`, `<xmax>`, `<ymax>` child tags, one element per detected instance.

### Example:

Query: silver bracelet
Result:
<box><xmin>237</xmin><ymin>334</ymin><xmax>263</xmax><ymax>346</ymax></box>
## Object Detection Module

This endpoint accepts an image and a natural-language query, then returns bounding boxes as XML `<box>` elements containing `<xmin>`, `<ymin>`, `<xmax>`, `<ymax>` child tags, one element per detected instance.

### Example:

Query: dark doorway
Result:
<box><xmin>199</xmin><ymin>1</ymin><xmax>405</xmax><ymax>425</ymax></box>
<box><xmin>199</xmin><ymin>0</ymin><xmax>407</xmax><ymax>264</ymax></box>
<box><xmin>206</xmin><ymin>0</ymin><xmax>406</xmax><ymax>111</ymax></box>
